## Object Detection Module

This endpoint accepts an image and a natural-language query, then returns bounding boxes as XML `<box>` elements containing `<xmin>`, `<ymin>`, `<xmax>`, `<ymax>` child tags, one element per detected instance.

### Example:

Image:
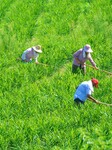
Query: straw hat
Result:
<box><xmin>84</xmin><ymin>44</ymin><xmax>93</xmax><ymax>53</ymax></box>
<box><xmin>33</xmin><ymin>45</ymin><xmax>42</xmax><ymax>53</ymax></box>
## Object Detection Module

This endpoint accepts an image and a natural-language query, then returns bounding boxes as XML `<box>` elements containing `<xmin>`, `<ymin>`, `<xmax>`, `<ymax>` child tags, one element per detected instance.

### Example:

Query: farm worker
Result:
<box><xmin>74</xmin><ymin>78</ymin><xmax>100</xmax><ymax>105</ymax></box>
<box><xmin>21</xmin><ymin>45</ymin><xmax>42</xmax><ymax>64</ymax></box>
<box><xmin>72</xmin><ymin>44</ymin><xmax>98</xmax><ymax>74</ymax></box>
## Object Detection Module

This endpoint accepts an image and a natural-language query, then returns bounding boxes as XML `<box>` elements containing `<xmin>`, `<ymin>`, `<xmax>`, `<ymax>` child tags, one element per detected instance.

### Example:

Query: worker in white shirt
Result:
<box><xmin>21</xmin><ymin>45</ymin><xmax>42</xmax><ymax>64</ymax></box>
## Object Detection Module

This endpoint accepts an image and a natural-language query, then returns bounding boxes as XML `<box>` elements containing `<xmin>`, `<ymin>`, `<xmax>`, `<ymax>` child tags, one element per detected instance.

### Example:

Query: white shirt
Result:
<box><xmin>21</xmin><ymin>48</ymin><xmax>39</xmax><ymax>62</ymax></box>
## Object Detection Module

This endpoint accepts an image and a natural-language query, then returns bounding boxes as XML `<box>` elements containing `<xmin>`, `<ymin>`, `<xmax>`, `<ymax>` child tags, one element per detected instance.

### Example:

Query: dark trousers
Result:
<box><xmin>72</xmin><ymin>64</ymin><xmax>86</xmax><ymax>74</ymax></box>
<box><xmin>74</xmin><ymin>98</ymin><xmax>84</xmax><ymax>105</ymax></box>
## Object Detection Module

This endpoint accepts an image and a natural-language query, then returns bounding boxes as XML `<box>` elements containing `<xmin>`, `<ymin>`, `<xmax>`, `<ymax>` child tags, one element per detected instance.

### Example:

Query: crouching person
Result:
<box><xmin>21</xmin><ymin>45</ymin><xmax>42</xmax><ymax>64</ymax></box>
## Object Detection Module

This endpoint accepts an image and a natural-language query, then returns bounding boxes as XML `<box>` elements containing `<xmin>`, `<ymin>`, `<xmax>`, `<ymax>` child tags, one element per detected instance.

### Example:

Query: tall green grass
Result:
<box><xmin>0</xmin><ymin>0</ymin><xmax>112</xmax><ymax>149</ymax></box>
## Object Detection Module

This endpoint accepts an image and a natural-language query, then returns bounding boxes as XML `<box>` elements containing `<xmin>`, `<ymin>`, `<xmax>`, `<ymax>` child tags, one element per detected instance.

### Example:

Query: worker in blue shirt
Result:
<box><xmin>74</xmin><ymin>78</ymin><xmax>100</xmax><ymax>105</ymax></box>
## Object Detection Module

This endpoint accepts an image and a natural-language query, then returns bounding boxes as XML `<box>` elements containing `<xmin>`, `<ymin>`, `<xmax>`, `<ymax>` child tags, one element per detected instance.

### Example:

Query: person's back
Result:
<box><xmin>74</xmin><ymin>81</ymin><xmax>91</xmax><ymax>102</ymax></box>
<box><xmin>25</xmin><ymin>48</ymin><xmax>35</xmax><ymax>61</ymax></box>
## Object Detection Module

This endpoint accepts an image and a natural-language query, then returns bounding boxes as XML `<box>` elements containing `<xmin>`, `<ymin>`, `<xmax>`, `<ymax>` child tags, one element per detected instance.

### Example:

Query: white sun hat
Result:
<box><xmin>33</xmin><ymin>45</ymin><xmax>42</xmax><ymax>53</ymax></box>
<box><xmin>84</xmin><ymin>44</ymin><xmax>93</xmax><ymax>53</ymax></box>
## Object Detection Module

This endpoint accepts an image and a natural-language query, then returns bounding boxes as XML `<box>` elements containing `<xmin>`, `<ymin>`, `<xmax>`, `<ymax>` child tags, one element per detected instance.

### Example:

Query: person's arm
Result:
<box><xmin>34</xmin><ymin>54</ymin><xmax>39</xmax><ymax>64</ymax></box>
<box><xmin>88</xmin><ymin>56</ymin><xmax>98</xmax><ymax>69</ymax></box>
<box><xmin>75</xmin><ymin>57</ymin><xmax>81</xmax><ymax>64</ymax></box>
<box><xmin>88</xmin><ymin>95</ymin><xmax>112</xmax><ymax>106</ymax></box>
<box><xmin>87</xmin><ymin>95</ymin><xmax>100</xmax><ymax>104</ymax></box>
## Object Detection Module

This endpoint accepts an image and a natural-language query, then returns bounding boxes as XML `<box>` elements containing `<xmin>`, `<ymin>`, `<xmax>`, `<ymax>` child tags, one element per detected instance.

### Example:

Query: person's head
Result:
<box><xmin>91</xmin><ymin>78</ymin><xmax>99</xmax><ymax>88</ymax></box>
<box><xmin>83</xmin><ymin>44</ymin><xmax>93</xmax><ymax>58</ymax></box>
<box><xmin>33</xmin><ymin>45</ymin><xmax>42</xmax><ymax>53</ymax></box>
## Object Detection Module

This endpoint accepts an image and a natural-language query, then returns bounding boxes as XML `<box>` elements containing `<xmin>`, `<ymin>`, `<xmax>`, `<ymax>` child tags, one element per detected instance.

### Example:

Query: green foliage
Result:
<box><xmin>0</xmin><ymin>0</ymin><xmax>112</xmax><ymax>149</ymax></box>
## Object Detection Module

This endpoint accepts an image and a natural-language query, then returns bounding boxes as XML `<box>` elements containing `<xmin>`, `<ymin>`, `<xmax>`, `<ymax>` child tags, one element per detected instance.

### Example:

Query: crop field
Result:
<box><xmin>0</xmin><ymin>0</ymin><xmax>112</xmax><ymax>149</ymax></box>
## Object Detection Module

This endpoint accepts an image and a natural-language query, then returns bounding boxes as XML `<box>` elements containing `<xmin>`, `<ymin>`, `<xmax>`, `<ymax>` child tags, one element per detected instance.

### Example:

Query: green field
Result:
<box><xmin>0</xmin><ymin>0</ymin><xmax>112</xmax><ymax>149</ymax></box>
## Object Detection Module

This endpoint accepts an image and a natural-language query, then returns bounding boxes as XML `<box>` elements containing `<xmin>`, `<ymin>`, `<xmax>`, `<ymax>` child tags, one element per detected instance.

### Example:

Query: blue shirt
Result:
<box><xmin>74</xmin><ymin>80</ymin><xmax>94</xmax><ymax>102</ymax></box>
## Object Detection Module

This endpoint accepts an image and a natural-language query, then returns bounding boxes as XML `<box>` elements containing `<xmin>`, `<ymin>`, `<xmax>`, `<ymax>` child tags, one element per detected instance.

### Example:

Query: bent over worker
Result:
<box><xmin>21</xmin><ymin>45</ymin><xmax>42</xmax><ymax>64</ymax></box>
<box><xmin>74</xmin><ymin>78</ymin><xmax>112</xmax><ymax>106</ymax></box>
<box><xmin>72</xmin><ymin>44</ymin><xmax>98</xmax><ymax>74</ymax></box>
<box><xmin>74</xmin><ymin>78</ymin><xmax>100</xmax><ymax>105</ymax></box>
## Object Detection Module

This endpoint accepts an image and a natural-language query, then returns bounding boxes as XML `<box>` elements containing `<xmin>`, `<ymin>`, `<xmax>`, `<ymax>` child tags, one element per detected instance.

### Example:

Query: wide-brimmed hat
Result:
<box><xmin>91</xmin><ymin>78</ymin><xmax>99</xmax><ymax>88</ymax></box>
<box><xmin>84</xmin><ymin>44</ymin><xmax>93</xmax><ymax>53</ymax></box>
<box><xmin>33</xmin><ymin>45</ymin><xmax>42</xmax><ymax>53</ymax></box>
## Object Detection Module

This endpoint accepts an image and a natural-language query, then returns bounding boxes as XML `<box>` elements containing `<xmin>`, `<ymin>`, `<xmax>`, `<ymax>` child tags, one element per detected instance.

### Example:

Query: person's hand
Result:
<box><xmin>75</xmin><ymin>58</ymin><xmax>81</xmax><ymax>64</ymax></box>
<box><xmin>95</xmin><ymin>100</ymin><xmax>101</xmax><ymax>104</ymax></box>
<box><xmin>95</xmin><ymin>66</ymin><xmax>99</xmax><ymax>70</ymax></box>
<box><xmin>35</xmin><ymin>62</ymin><xmax>39</xmax><ymax>64</ymax></box>
<box><xmin>76</xmin><ymin>60</ymin><xmax>80</xmax><ymax>64</ymax></box>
